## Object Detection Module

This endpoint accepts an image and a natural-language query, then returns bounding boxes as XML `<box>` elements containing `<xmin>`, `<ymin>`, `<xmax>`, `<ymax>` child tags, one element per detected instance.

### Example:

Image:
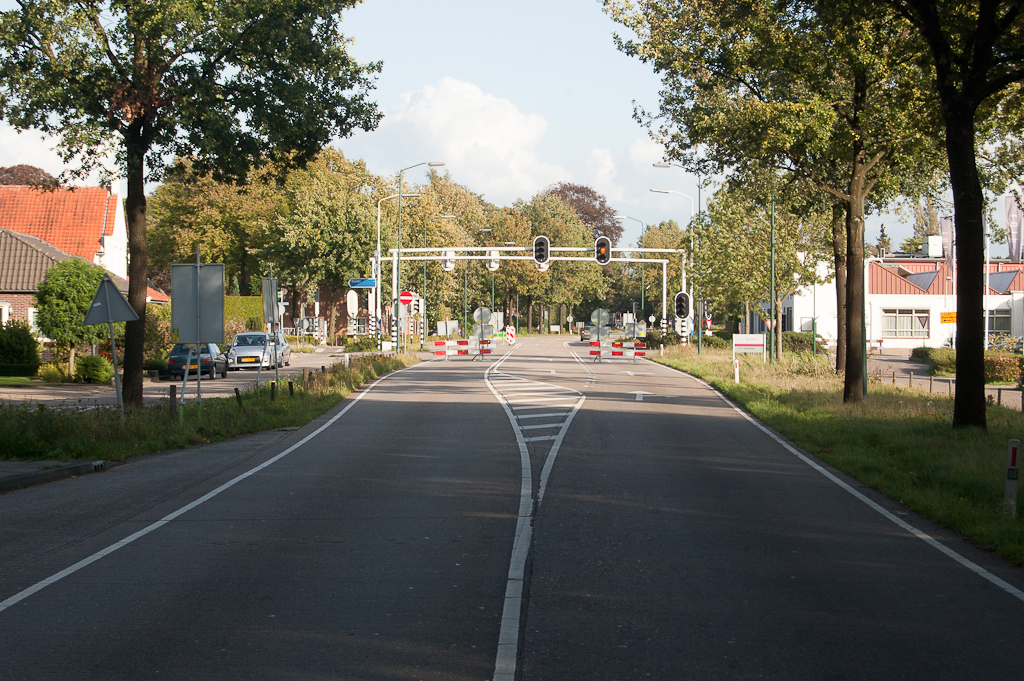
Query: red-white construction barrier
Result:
<box><xmin>589</xmin><ymin>340</ymin><xmax>646</xmax><ymax>358</ymax></box>
<box><xmin>434</xmin><ymin>339</ymin><xmax>493</xmax><ymax>358</ymax></box>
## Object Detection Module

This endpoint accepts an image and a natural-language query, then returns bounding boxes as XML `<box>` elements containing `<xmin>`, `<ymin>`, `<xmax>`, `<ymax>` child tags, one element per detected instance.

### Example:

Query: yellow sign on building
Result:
<box><xmin>941</xmin><ymin>312</ymin><xmax>957</xmax><ymax>324</ymax></box>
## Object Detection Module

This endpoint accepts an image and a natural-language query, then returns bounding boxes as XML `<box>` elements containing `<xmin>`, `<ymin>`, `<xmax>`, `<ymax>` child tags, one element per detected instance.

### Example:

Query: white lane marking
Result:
<box><xmin>486</xmin><ymin>347</ymin><xmax>586</xmax><ymax>681</ymax></box>
<box><xmin>651</xmin><ymin>359</ymin><xmax>1024</xmax><ymax>604</ymax></box>
<box><xmin>516</xmin><ymin>411</ymin><xmax>570</xmax><ymax>419</ymax></box>
<box><xmin>506</xmin><ymin>395</ymin><xmax>580</xmax><ymax>404</ymax></box>
<box><xmin>520</xmin><ymin>423</ymin><xmax>563</xmax><ymax>430</ymax></box>
<box><xmin>524</xmin><ymin>435</ymin><xmax>560</xmax><ymax>442</ymax></box>
<box><xmin>0</xmin><ymin>361</ymin><xmax>429</xmax><ymax>615</ymax></box>
<box><xmin>623</xmin><ymin>371</ymin><xmax>654</xmax><ymax>376</ymax></box>
<box><xmin>501</xmin><ymin>390</ymin><xmax>578</xmax><ymax>397</ymax></box>
<box><xmin>630</xmin><ymin>390</ymin><xmax>678</xmax><ymax>401</ymax></box>
<box><xmin>512</xmin><ymin>404</ymin><xmax>572</xmax><ymax>411</ymax></box>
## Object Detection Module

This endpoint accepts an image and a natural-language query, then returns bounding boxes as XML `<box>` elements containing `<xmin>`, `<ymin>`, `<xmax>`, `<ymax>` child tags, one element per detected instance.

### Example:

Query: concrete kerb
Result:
<box><xmin>0</xmin><ymin>459</ymin><xmax>114</xmax><ymax>495</ymax></box>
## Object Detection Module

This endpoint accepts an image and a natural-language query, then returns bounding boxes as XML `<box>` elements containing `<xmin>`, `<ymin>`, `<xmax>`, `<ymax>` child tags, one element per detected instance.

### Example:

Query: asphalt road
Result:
<box><xmin>2</xmin><ymin>336</ymin><xmax>1024</xmax><ymax>680</ymax></box>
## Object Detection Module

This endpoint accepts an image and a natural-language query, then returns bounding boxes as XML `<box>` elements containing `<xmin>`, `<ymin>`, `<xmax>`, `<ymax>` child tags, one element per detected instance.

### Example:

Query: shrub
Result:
<box><xmin>38</xmin><ymin>362</ymin><xmax>66</xmax><ymax>383</ymax></box>
<box><xmin>701</xmin><ymin>334</ymin><xmax>729</xmax><ymax>349</ymax></box>
<box><xmin>0</xmin><ymin>320</ymin><xmax>41</xmax><ymax>376</ymax></box>
<box><xmin>343</xmin><ymin>336</ymin><xmax>379</xmax><ymax>352</ymax></box>
<box><xmin>782</xmin><ymin>331</ymin><xmax>818</xmax><ymax>353</ymax></box>
<box><xmin>143</xmin><ymin>358</ymin><xmax>168</xmax><ymax>373</ymax></box>
<box><xmin>74</xmin><ymin>355</ymin><xmax>114</xmax><ymax>384</ymax></box>
<box><xmin>984</xmin><ymin>353</ymin><xmax>1021</xmax><ymax>384</ymax></box>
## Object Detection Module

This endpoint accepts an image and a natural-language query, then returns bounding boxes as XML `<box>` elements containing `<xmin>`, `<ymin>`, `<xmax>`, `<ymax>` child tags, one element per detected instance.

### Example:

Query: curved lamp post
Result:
<box><xmin>376</xmin><ymin>192</ymin><xmax>421</xmax><ymax>349</ymax></box>
<box><xmin>421</xmin><ymin>214</ymin><xmax>457</xmax><ymax>349</ymax></box>
<box><xmin>395</xmin><ymin>162</ymin><xmax>444</xmax><ymax>352</ymax></box>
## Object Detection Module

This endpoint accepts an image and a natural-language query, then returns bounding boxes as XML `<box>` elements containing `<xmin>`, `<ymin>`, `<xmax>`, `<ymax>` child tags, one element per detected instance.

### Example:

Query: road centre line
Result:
<box><xmin>0</xmin><ymin>360</ymin><xmax>433</xmax><ymax>615</ymax></box>
<box><xmin>486</xmin><ymin>346</ymin><xmax>586</xmax><ymax>681</ymax></box>
<box><xmin>649</xmin><ymin>358</ymin><xmax>1024</xmax><ymax>604</ymax></box>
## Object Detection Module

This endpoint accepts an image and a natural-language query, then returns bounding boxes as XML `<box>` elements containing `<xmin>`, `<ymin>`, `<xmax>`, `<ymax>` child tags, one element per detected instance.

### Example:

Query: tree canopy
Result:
<box><xmin>0</xmin><ymin>0</ymin><xmax>382</xmax><ymax>409</ymax></box>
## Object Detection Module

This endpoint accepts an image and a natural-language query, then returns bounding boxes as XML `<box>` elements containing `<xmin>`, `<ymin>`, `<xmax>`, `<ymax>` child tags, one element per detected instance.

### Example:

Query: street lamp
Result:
<box><xmin>466</xmin><ymin>228</ymin><xmax>492</xmax><ymax>337</ymax></box>
<box><xmin>376</xmin><ymin>192</ymin><xmax>421</xmax><ymax>350</ymax></box>
<box><xmin>650</xmin><ymin>188</ymin><xmax>698</xmax><ymax>345</ymax></box>
<box><xmin>421</xmin><ymin>214</ymin><xmax>457</xmax><ymax>350</ymax></box>
<box><xmin>616</xmin><ymin>215</ymin><xmax>646</xmax><ymax>328</ymax></box>
<box><xmin>396</xmin><ymin>161</ymin><xmax>445</xmax><ymax>352</ymax></box>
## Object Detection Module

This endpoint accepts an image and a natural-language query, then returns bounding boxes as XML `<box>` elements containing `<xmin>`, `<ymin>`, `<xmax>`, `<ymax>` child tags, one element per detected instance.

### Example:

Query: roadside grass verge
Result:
<box><xmin>0</xmin><ymin>376</ymin><xmax>41</xmax><ymax>386</ymax></box>
<box><xmin>0</xmin><ymin>354</ymin><xmax>415</xmax><ymax>464</ymax></box>
<box><xmin>654</xmin><ymin>346</ymin><xmax>1024</xmax><ymax>566</ymax></box>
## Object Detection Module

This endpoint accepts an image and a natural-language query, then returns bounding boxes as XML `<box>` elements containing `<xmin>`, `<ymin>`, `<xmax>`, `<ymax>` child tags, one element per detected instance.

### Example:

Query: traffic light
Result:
<box><xmin>594</xmin><ymin>236</ymin><xmax>611</xmax><ymax>265</ymax></box>
<box><xmin>674</xmin><ymin>291</ymin><xmax>691</xmax><ymax>318</ymax></box>
<box><xmin>533</xmin><ymin>235</ymin><xmax>550</xmax><ymax>266</ymax></box>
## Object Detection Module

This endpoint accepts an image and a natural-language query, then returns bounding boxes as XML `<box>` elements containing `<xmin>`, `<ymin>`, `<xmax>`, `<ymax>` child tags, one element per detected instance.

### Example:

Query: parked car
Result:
<box><xmin>167</xmin><ymin>343</ymin><xmax>227</xmax><ymax>380</ymax></box>
<box><xmin>580</xmin><ymin>327</ymin><xmax>590</xmax><ymax>341</ymax></box>
<box><xmin>227</xmin><ymin>331</ymin><xmax>291</xmax><ymax>370</ymax></box>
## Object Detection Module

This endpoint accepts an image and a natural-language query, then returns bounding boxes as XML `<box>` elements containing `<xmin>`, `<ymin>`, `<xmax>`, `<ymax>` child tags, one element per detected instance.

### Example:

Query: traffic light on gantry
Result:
<box><xmin>594</xmin><ymin>236</ymin><xmax>612</xmax><ymax>265</ymax></box>
<box><xmin>674</xmin><ymin>291</ymin><xmax>691</xmax><ymax>318</ymax></box>
<box><xmin>533</xmin><ymin>235</ymin><xmax>550</xmax><ymax>266</ymax></box>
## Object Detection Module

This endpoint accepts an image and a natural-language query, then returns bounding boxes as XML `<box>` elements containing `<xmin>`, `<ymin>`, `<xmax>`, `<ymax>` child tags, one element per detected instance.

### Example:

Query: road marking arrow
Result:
<box><xmin>629</xmin><ymin>391</ymin><xmax>678</xmax><ymax>402</ymax></box>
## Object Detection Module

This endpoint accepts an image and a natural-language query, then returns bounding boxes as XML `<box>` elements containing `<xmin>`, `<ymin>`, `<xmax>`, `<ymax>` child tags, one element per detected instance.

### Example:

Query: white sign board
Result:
<box><xmin>733</xmin><ymin>333</ymin><xmax>767</xmax><ymax>362</ymax></box>
<box><xmin>172</xmin><ymin>264</ymin><xmax>225</xmax><ymax>343</ymax></box>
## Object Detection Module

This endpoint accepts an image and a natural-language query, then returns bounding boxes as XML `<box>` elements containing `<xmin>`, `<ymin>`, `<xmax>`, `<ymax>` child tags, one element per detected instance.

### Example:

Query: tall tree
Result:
<box><xmin>148</xmin><ymin>159</ymin><xmax>287</xmax><ymax>294</ymax></box>
<box><xmin>34</xmin><ymin>257</ymin><xmax>107</xmax><ymax>375</ymax></box>
<box><xmin>605</xmin><ymin>0</ymin><xmax>943</xmax><ymax>398</ymax></box>
<box><xmin>544</xmin><ymin>181</ymin><xmax>624</xmax><ymax>244</ymax></box>
<box><xmin>0</xmin><ymin>0</ymin><xmax>381</xmax><ymax>409</ymax></box>
<box><xmin>880</xmin><ymin>0</ymin><xmax>1024</xmax><ymax>429</ymax></box>
<box><xmin>692</xmin><ymin>169</ymin><xmax>831</xmax><ymax>356</ymax></box>
<box><xmin>0</xmin><ymin>164</ymin><xmax>56</xmax><ymax>186</ymax></box>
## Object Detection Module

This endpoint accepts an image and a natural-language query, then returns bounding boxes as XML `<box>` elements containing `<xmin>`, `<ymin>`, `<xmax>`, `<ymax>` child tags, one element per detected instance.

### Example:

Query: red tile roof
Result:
<box><xmin>0</xmin><ymin>185</ymin><xmax>117</xmax><ymax>262</ymax></box>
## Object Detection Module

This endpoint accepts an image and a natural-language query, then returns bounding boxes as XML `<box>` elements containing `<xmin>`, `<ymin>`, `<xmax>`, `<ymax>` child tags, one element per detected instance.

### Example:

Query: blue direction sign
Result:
<box><xmin>349</xmin><ymin>278</ymin><xmax>376</xmax><ymax>288</ymax></box>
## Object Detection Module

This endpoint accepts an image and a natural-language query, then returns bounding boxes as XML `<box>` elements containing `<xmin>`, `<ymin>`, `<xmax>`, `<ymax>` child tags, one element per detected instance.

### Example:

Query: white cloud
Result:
<box><xmin>628</xmin><ymin>135</ymin><xmax>666</xmax><ymax>168</ymax></box>
<box><xmin>0</xmin><ymin>123</ymin><xmax>120</xmax><ymax>188</ymax></box>
<box><xmin>370</xmin><ymin>77</ymin><xmax>569</xmax><ymax>203</ymax></box>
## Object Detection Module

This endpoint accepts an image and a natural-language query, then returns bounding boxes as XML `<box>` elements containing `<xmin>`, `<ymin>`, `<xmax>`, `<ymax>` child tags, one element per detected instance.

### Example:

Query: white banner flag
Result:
<box><xmin>940</xmin><ymin>216</ymin><xmax>954</xmax><ymax>271</ymax></box>
<box><xmin>1008</xmin><ymin>196</ymin><xmax>1023</xmax><ymax>263</ymax></box>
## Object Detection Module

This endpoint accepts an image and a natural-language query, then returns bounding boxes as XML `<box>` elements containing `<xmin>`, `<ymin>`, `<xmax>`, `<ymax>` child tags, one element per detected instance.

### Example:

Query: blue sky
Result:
<box><xmin>5</xmin><ymin>0</ymin><xmax>1009</xmax><ymax>251</ymax></box>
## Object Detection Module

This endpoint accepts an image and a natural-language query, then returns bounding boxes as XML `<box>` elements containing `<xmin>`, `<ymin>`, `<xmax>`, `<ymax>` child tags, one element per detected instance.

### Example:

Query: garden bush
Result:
<box><xmin>74</xmin><ymin>355</ymin><xmax>114</xmax><ymax>384</ymax></box>
<box><xmin>782</xmin><ymin>331</ymin><xmax>817</xmax><ymax>353</ymax></box>
<box><xmin>984</xmin><ymin>353</ymin><xmax>1021</xmax><ymax>383</ymax></box>
<box><xmin>38</xmin><ymin>362</ymin><xmax>66</xmax><ymax>383</ymax></box>
<box><xmin>0</xmin><ymin>320</ymin><xmax>41</xmax><ymax>376</ymax></box>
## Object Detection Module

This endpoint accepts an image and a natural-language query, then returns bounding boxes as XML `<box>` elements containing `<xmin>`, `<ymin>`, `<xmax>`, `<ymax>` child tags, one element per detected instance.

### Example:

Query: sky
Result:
<box><xmin>0</xmin><ymin>0</ymin><xmax>1015</xmax><ymax>253</ymax></box>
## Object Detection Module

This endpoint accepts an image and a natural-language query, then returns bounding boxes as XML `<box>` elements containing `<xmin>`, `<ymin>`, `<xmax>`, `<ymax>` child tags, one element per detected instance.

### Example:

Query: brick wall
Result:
<box><xmin>0</xmin><ymin>293</ymin><xmax>36</xmax><ymax>324</ymax></box>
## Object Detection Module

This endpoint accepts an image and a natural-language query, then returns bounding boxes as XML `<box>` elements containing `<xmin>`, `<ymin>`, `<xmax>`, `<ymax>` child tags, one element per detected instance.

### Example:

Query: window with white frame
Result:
<box><xmin>881</xmin><ymin>309</ymin><xmax>930</xmax><ymax>338</ymax></box>
<box><xmin>0</xmin><ymin>302</ymin><xmax>9</xmax><ymax>325</ymax></box>
<box><xmin>988</xmin><ymin>308</ymin><xmax>1011</xmax><ymax>333</ymax></box>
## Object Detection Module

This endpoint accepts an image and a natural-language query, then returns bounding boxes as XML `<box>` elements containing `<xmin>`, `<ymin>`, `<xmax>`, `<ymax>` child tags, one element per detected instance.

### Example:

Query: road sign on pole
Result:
<box><xmin>348</xmin><ymin>278</ymin><xmax>376</xmax><ymax>288</ymax></box>
<box><xmin>399</xmin><ymin>291</ymin><xmax>414</xmax><ymax>305</ymax></box>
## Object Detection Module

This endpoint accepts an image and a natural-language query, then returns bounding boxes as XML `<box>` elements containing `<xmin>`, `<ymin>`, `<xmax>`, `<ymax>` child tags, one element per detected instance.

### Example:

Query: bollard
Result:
<box><xmin>289</xmin><ymin>381</ymin><xmax>294</xmax><ymax>398</ymax></box>
<box><xmin>169</xmin><ymin>385</ymin><xmax>176</xmax><ymax>421</ymax></box>
<box><xmin>1006</xmin><ymin>439</ymin><xmax>1020</xmax><ymax>518</ymax></box>
<box><xmin>234</xmin><ymin>387</ymin><xmax>244</xmax><ymax>411</ymax></box>
<box><xmin>949</xmin><ymin>379</ymin><xmax>953</xmax><ymax>396</ymax></box>
<box><xmin>892</xmin><ymin>370</ymin><xmax>896</xmax><ymax>385</ymax></box>
<box><xmin>321</xmin><ymin>365</ymin><xmax>326</xmax><ymax>374</ymax></box>
<box><xmin>270</xmin><ymin>381</ymin><xmax>276</xmax><ymax>402</ymax></box>
<box><xmin>734</xmin><ymin>358</ymin><xmax>740</xmax><ymax>384</ymax></box>
<box><xmin>998</xmin><ymin>388</ymin><xmax>1003</xmax><ymax>405</ymax></box>
<box><xmin>344</xmin><ymin>353</ymin><xmax>350</xmax><ymax>368</ymax></box>
<box><xmin>929</xmin><ymin>375</ymin><xmax>933</xmax><ymax>392</ymax></box>
<box><xmin>909</xmin><ymin>371</ymin><xmax>913</xmax><ymax>388</ymax></box>
<box><xmin>302</xmin><ymin>368</ymin><xmax>309</xmax><ymax>384</ymax></box>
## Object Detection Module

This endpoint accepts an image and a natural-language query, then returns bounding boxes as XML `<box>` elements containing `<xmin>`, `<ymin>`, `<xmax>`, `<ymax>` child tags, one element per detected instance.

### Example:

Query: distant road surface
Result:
<box><xmin>2</xmin><ymin>336</ymin><xmax>1023</xmax><ymax>680</ymax></box>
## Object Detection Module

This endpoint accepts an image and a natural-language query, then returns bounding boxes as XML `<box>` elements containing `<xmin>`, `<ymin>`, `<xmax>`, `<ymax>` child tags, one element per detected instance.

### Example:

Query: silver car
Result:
<box><xmin>227</xmin><ymin>332</ymin><xmax>291</xmax><ymax>370</ymax></box>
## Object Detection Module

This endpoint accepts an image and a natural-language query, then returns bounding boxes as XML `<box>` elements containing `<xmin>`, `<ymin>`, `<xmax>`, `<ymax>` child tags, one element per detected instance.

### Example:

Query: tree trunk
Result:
<box><xmin>831</xmin><ymin>202</ymin><xmax>847</xmax><ymax>373</ymax></box>
<box><xmin>121</xmin><ymin>137</ymin><xmax>149</xmax><ymax>410</ymax></box>
<box><xmin>945</xmin><ymin>98</ymin><xmax>987</xmax><ymax>429</ymax></box>
<box><xmin>842</xmin><ymin>68</ymin><xmax>870</xmax><ymax>404</ymax></box>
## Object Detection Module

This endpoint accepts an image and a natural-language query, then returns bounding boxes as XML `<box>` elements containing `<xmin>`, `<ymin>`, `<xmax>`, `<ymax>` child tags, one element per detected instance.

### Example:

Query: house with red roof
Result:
<box><xmin>0</xmin><ymin>185</ymin><xmax>128</xmax><ymax>279</ymax></box>
<box><xmin>744</xmin><ymin>235</ymin><xmax>1024</xmax><ymax>350</ymax></box>
<box><xmin>0</xmin><ymin>184</ymin><xmax>168</xmax><ymax>328</ymax></box>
